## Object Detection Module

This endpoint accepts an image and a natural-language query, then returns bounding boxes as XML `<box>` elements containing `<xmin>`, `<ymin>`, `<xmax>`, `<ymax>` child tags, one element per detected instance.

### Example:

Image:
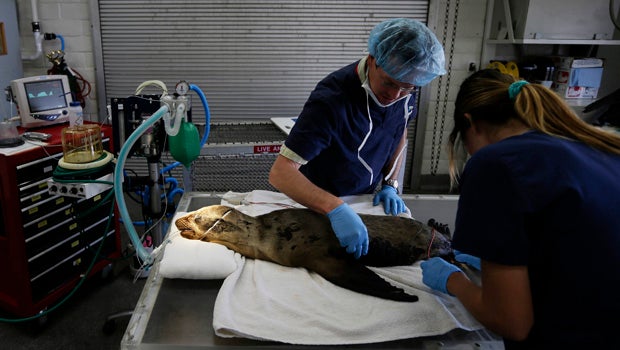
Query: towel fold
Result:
<box><xmin>213</xmin><ymin>259</ymin><xmax>481</xmax><ymax>345</ymax></box>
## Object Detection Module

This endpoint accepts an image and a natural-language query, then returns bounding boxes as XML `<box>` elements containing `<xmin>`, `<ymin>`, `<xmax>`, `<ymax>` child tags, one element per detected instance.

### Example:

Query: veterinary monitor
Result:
<box><xmin>10</xmin><ymin>75</ymin><xmax>73</xmax><ymax>128</ymax></box>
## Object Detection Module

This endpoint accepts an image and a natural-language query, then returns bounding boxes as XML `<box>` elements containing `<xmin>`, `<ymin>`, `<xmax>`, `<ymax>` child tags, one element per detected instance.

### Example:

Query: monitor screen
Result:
<box><xmin>24</xmin><ymin>79</ymin><xmax>69</xmax><ymax>113</ymax></box>
<box><xmin>10</xmin><ymin>74</ymin><xmax>73</xmax><ymax>128</ymax></box>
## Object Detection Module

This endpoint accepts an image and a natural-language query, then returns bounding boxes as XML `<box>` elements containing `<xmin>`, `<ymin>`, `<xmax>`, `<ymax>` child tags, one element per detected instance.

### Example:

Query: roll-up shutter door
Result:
<box><xmin>95</xmin><ymin>0</ymin><xmax>430</xmax><ymax>121</ymax></box>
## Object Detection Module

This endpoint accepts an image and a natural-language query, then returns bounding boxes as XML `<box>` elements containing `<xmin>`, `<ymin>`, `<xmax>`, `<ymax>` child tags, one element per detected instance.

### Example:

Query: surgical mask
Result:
<box><xmin>361</xmin><ymin>77</ymin><xmax>409</xmax><ymax>108</ymax></box>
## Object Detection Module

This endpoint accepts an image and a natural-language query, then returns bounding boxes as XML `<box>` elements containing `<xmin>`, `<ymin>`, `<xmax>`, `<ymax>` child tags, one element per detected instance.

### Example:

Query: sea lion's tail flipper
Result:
<box><xmin>310</xmin><ymin>258</ymin><xmax>418</xmax><ymax>302</ymax></box>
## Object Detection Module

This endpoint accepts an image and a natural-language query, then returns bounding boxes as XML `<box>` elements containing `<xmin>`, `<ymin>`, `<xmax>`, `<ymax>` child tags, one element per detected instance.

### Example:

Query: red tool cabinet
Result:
<box><xmin>0</xmin><ymin>123</ymin><xmax>120</xmax><ymax>317</ymax></box>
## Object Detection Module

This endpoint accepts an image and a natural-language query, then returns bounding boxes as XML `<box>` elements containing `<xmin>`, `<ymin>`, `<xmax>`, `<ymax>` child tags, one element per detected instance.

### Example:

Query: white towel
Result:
<box><xmin>211</xmin><ymin>191</ymin><xmax>482</xmax><ymax>345</ymax></box>
<box><xmin>214</xmin><ymin>259</ymin><xmax>482</xmax><ymax>345</ymax></box>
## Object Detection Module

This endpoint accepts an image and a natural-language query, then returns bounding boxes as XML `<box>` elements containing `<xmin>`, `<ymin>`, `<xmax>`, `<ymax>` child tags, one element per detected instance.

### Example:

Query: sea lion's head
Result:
<box><xmin>175</xmin><ymin>205</ymin><xmax>250</xmax><ymax>244</ymax></box>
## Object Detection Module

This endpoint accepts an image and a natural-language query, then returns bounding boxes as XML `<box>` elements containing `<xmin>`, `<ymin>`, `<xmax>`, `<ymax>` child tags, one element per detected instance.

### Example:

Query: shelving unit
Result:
<box><xmin>480</xmin><ymin>0</ymin><xmax>620</xmax><ymax>113</ymax></box>
<box><xmin>486</xmin><ymin>39</ymin><xmax>620</xmax><ymax>45</ymax></box>
<box><xmin>481</xmin><ymin>0</ymin><xmax>620</xmax><ymax>65</ymax></box>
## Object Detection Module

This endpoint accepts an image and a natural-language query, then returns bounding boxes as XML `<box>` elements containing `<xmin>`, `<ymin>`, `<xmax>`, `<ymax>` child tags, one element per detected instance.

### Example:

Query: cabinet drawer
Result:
<box><xmin>30</xmin><ymin>232</ymin><xmax>116</xmax><ymax>302</ymax></box>
<box><xmin>21</xmin><ymin>196</ymin><xmax>77</xmax><ymax>226</ymax></box>
<box><xmin>22</xmin><ymin>203</ymin><xmax>74</xmax><ymax>240</ymax></box>
<box><xmin>19</xmin><ymin>187</ymin><xmax>56</xmax><ymax>210</ymax></box>
<box><xmin>25</xmin><ymin>220</ymin><xmax>82</xmax><ymax>259</ymax></box>
<box><xmin>28</xmin><ymin>232</ymin><xmax>83</xmax><ymax>279</ymax></box>
<box><xmin>30</xmin><ymin>252</ymin><xmax>82</xmax><ymax>302</ymax></box>
<box><xmin>25</xmin><ymin>214</ymin><xmax>110</xmax><ymax>259</ymax></box>
<box><xmin>16</xmin><ymin>156</ymin><xmax>59</xmax><ymax>187</ymax></box>
<box><xmin>19</xmin><ymin>180</ymin><xmax>50</xmax><ymax>200</ymax></box>
<box><xmin>27</xmin><ymin>219</ymin><xmax>113</xmax><ymax>278</ymax></box>
<box><xmin>73</xmin><ymin>189</ymin><xmax>114</xmax><ymax>212</ymax></box>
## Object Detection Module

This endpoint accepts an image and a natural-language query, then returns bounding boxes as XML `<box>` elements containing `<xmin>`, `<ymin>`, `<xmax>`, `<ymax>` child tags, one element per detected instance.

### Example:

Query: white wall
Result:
<box><xmin>18</xmin><ymin>0</ymin><xmax>97</xmax><ymax>120</ymax></box>
<box><xmin>0</xmin><ymin>0</ymin><xmax>24</xmax><ymax>120</ymax></box>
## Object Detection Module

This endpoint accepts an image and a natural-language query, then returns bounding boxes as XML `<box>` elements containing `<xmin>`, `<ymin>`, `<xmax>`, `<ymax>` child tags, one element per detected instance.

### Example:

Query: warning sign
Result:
<box><xmin>253</xmin><ymin>144</ymin><xmax>281</xmax><ymax>154</ymax></box>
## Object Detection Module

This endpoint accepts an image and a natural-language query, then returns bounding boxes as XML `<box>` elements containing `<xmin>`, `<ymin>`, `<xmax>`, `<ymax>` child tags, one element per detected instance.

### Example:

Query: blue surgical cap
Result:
<box><xmin>368</xmin><ymin>18</ymin><xmax>446</xmax><ymax>86</ymax></box>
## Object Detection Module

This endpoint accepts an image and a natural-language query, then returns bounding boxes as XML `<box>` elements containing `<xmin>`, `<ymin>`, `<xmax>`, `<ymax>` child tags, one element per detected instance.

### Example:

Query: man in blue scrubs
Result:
<box><xmin>269</xmin><ymin>18</ymin><xmax>445</xmax><ymax>258</ymax></box>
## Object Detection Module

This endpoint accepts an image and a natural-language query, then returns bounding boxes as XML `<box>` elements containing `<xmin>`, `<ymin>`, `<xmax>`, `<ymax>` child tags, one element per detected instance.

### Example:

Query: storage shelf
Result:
<box><xmin>486</xmin><ymin>39</ymin><xmax>620</xmax><ymax>45</ymax></box>
<box><xmin>565</xmin><ymin>98</ymin><xmax>597</xmax><ymax>107</ymax></box>
<box><xmin>481</xmin><ymin>0</ymin><xmax>620</xmax><ymax>67</ymax></box>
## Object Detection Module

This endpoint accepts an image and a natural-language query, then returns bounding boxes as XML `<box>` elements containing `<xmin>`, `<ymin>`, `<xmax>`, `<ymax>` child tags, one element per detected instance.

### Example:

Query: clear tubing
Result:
<box><xmin>114</xmin><ymin>105</ymin><xmax>169</xmax><ymax>264</ymax></box>
<box><xmin>116</xmin><ymin>85</ymin><xmax>211</xmax><ymax>263</ymax></box>
<box><xmin>161</xmin><ymin>95</ymin><xmax>184</xmax><ymax>136</ymax></box>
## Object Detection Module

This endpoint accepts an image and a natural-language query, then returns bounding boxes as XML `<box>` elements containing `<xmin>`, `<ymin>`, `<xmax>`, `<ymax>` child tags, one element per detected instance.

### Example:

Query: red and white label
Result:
<box><xmin>253</xmin><ymin>144</ymin><xmax>281</xmax><ymax>154</ymax></box>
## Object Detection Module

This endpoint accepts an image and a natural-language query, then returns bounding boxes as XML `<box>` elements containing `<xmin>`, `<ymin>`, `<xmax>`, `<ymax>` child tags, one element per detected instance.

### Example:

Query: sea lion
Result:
<box><xmin>175</xmin><ymin>205</ymin><xmax>453</xmax><ymax>302</ymax></box>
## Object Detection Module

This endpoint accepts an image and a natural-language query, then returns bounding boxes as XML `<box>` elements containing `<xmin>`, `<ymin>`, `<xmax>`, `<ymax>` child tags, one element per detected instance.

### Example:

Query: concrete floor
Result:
<box><xmin>0</xmin><ymin>267</ymin><xmax>146</xmax><ymax>350</ymax></box>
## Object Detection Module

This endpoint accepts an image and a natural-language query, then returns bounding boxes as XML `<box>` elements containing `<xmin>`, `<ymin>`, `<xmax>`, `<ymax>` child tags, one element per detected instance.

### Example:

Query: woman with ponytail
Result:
<box><xmin>421</xmin><ymin>69</ymin><xmax>620</xmax><ymax>349</ymax></box>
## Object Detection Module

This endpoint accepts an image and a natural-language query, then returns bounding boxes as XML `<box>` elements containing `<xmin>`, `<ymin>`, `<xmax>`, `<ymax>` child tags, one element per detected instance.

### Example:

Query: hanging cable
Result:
<box><xmin>430</xmin><ymin>0</ymin><xmax>460</xmax><ymax>176</ymax></box>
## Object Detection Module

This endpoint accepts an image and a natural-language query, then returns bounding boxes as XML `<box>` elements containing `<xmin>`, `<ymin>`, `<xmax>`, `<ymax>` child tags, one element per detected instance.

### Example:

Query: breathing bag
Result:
<box><xmin>168</xmin><ymin>120</ymin><xmax>201</xmax><ymax>168</ymax></box>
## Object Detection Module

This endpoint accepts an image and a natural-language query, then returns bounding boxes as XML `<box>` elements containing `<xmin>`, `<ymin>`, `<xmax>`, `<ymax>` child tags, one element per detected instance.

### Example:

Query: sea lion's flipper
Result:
<box><xmin>308</xmin><ymin>257</ymin><xmax>418</xmax><ymax>302</ymax></box>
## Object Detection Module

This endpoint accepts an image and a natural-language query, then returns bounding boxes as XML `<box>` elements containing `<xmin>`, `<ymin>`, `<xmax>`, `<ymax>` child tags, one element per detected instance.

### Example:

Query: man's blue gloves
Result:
<box><xmin>373</xmin><ymin>185</ymin><xmax>407</xmax><ymax>216</ymax></box>
<box><xmin>420</xmin><ymin>257</ymin><xmax>461</xmax><ymax>295</ymax></box>
<box><xmin>326</xmin><ymin>203</ymin><xmax>369</xmax><ymax>259</ymax></box>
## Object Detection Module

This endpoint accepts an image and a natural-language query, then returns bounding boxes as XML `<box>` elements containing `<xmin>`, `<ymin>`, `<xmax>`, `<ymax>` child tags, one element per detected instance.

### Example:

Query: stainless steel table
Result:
<box><xmin>121</xmin><ymin>192</ymin><xmax>504</xmax><ymax>349</ymax></box>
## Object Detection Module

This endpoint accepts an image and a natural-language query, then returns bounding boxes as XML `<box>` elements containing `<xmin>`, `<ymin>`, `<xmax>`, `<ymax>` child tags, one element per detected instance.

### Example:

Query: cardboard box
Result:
<box><xmin>556</xmin><ymin>57</ymin><xmax>604</xmax><ymax>69</ymax></box>
<box><xmin>553</xmin><ymin>83</ymin><xmax>599</xmax><ymax>99</ymax></box>
<box><xmin>552</xmin><ymin>58</ymin><xmax>604</xmax><ymax>99</ymax></box>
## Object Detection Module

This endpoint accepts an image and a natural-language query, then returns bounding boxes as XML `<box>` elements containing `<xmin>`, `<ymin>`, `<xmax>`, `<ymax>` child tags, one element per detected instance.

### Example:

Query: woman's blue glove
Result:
<box><xmin>373</xmin><ymin>185</ymin><xmax>407</xmax><ymax>216</ymax></box>
<box><xmin>326</xmin><ymin>203</ymin><xmax>369</xmax><ymax>259</ymax></box>
<box><xmin>420</xmin><ymin>257</ymin><xmax>462</xmax><ymax>295</ymax></box>
<box><xmin>454</xmin><ymin>250</ymin><xmax>481</xmax><ymax>270</ymax></box>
